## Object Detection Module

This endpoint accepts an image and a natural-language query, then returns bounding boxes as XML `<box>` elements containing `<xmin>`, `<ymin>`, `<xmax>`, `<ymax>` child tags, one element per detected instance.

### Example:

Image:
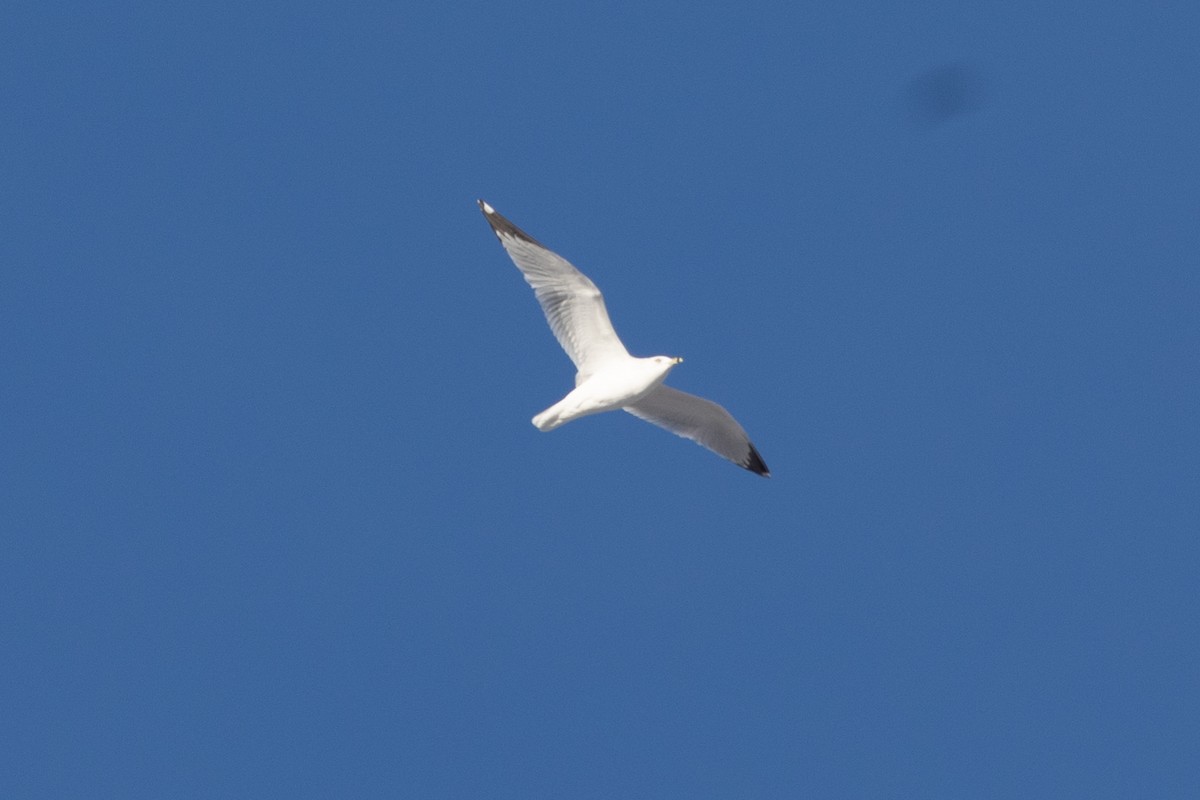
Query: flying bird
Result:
<box><xmin>478</xmin><ymin>200</ymin><xmax>769</xmax><ymax>477</ymax></box>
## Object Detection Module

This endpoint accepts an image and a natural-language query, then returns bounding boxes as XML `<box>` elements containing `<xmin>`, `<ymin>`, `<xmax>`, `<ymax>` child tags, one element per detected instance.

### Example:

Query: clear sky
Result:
<box><xmin>3</xmin><ymin>2</ymin><xmax>1197</xmax><ymax>797</ymax></box>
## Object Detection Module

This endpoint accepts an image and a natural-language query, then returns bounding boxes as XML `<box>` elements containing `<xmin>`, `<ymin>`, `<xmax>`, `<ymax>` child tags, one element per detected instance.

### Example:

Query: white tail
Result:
<box><xmin>531</xmin><ymin>408</ymin><xmax>563</xmax><ymax>431</ymax></box>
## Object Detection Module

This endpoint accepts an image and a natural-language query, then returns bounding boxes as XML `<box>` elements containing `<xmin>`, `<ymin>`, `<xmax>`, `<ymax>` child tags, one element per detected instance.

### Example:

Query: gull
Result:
<box><xmin>478</xmin><ymin>200</ymin><xmax>770</xmax><ymax>477</ymax></box>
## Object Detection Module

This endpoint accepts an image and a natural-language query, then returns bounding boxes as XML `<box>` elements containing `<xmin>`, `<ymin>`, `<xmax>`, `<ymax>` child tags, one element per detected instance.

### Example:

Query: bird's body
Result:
<box><xmin>533</xmin><ymin>355</ymin><xmax>680</xmax><ymax>431</ymax></box>
<box><xmin>478</xmin><ymin>200</ymin><xmax>769</xmax><ymax>477</ymax></box>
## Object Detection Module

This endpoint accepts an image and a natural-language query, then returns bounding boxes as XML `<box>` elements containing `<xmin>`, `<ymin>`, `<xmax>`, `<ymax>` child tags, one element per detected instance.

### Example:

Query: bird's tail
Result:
<box><xmin>531</xmin><ymin>407</ymin><xmax>564</xmax><ymax>431</ymax></box>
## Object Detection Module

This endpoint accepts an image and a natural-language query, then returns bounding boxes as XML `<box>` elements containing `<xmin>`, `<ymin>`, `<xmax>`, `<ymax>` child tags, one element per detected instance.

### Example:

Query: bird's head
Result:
<box><xmin>650</xmin><ymin>355</ymin><xmax>684</xmax><ymax>372</ymax></box>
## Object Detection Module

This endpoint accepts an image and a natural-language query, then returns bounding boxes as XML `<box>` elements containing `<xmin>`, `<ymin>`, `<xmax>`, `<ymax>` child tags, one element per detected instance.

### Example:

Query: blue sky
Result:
<box><xmin>3</xmin><ymin>1</ymin><xmax>1197</xmax><ymax>797</ymax></box>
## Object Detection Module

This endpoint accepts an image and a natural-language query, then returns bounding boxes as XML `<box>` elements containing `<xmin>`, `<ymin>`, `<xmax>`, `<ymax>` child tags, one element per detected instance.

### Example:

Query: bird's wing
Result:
<box><xmin>624</xmin><ymin>385</ymin><xmax>770</xmax><ymax>476</ymax></box>
<box><xmin>479</xmin><ymin>200</ymin><xmax>629</xmax><ymax>375</ymax></box>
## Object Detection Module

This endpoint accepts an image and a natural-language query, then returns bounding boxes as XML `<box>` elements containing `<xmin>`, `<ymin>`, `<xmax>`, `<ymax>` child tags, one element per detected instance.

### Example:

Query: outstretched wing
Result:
<box><xmin>479</xmin><ymin>200</ymin><xmax>629</xmax><ymax>375</ymax></box>
<box><xmin>624</xmin><ymin>385</ymin><xmax>770</xmax><ymax>476</ymax></box>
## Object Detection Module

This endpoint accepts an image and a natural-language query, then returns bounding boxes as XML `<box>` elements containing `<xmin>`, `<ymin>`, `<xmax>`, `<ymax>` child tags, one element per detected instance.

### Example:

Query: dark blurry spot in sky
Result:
<box><xmin>906</xmin><ymin>62</ymin><xmax>987</xmax><ymax>124</ymax></box>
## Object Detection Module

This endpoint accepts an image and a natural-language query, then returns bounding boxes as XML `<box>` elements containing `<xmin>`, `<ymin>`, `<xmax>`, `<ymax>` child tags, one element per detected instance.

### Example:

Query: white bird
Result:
<box><xmin>479</xmin><ymin>200</ymin><xmax>770</xmax><ymax>477</ymax></box>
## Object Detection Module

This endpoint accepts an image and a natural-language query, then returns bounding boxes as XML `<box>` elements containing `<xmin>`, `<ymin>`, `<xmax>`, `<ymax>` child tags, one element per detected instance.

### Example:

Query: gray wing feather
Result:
<box><xmin>479</xmin><ymin>201</ymin><xmax>629</xmax><ymax>373</ymax></box>
<box><xmin>625</xmin><ymin>386</ymin><xmax>770</xmax><ymax>476</ymax></box>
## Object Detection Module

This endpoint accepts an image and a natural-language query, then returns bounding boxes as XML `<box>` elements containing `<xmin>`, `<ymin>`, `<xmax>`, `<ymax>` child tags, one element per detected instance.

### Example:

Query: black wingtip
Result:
<box><xmin>743</xmin><ymin>445</ymin><xmax>770</xmax><ymax>477</ymax></box>
<box><xmin>476</xmin><ymin>199</ymin><xmax>543</xmax><ymax>246</ymax></box>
